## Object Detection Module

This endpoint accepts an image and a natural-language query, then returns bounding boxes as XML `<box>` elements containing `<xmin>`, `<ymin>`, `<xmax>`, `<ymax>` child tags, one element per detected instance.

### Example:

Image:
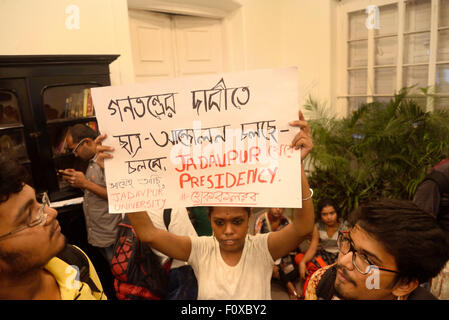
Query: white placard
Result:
<box><xmin>91</xmin><ymin>67</ymin><xmax>302</xmax><ymax>213</ymax></box>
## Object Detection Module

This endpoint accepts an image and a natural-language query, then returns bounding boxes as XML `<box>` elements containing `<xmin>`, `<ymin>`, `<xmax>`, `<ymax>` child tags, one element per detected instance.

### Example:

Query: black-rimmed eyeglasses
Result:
<box><xmin>72</xmin><ymin>138</ymin><xmax>88</xmax><ymax>155</ymax></box>
<box><xmin>337</xmin><ymin>230</ymin><xmax>400</xmax><ymax>275</ymax></box>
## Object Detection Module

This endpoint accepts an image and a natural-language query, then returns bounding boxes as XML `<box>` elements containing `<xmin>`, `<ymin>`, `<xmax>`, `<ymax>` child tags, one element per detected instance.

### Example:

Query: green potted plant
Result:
<box><xmin>304</xmin><ymin>89</ymin><xmax>449</xmax><ymax>219</ymax></box>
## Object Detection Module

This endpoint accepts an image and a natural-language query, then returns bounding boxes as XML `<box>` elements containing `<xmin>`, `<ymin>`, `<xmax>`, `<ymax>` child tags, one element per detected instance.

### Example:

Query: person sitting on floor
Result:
<box><xmin>296</xmin><ymin>199</ymin><xmax>349</xmax><ymax>285</ymax></box>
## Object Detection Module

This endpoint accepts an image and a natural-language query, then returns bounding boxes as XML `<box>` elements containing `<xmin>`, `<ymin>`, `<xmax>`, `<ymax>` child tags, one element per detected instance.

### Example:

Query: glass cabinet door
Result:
<box><xmin>43</xmin><ymin>84</ymin><xmax>99</xmax><ymax>157</ymax></box>
<box><xmin>42</xmin><ymin>83</ymin><xmax>101</xmax><ymax>192</ymax></box>
<box><xmin>0</xmin><ymin>89</ymin><xmax>29</xmax><ymax>162</ymax></box>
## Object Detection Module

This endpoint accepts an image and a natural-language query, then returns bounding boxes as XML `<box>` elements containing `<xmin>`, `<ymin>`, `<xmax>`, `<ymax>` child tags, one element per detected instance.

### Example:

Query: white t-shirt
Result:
<box><xmin>188</xmin><ymin>233</ymin><xmax>274</xmax><ymax>300</ymax></box>
<box><xmin>146</xmin><ymin>207</ymin><xmax>198</xmax><ymax>269</ymax></box>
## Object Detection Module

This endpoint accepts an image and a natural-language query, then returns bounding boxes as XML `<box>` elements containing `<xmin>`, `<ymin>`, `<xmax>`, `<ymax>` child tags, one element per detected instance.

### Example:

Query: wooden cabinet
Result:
<box><xmin>0</xmin><ymin>55</ymin><xmax>118</xmax><ymax>202</ymax></box>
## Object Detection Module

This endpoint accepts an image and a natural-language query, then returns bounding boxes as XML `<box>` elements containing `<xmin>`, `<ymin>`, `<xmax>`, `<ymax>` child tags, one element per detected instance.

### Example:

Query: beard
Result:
<box><xmin>0</xmin><ymin>236</ymin><xmax>66</xmax><ymax>277</ymax></box>
<box><xmin>333</xmin><ymin>264</ymin><xmax>358</xmax><ymax>300</ymax></box>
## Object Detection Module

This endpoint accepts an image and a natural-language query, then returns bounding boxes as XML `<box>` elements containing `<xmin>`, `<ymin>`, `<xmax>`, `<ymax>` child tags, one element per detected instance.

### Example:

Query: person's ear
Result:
<box><xmin>391</xmin><ymin>277</ymin><xmax>419</xmax><ymax>299</ymax></box>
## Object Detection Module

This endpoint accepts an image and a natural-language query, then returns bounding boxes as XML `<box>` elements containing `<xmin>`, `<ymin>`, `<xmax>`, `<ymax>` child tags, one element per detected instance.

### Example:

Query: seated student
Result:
<box><xmin>254</xmin><ymin>208</ymin><xmax>301</xmax><ymax>299</ymax></box>
<box><xmin>96</xmin><ymin>110</ymin><xmax>315</xmax><ymax>299</ymax></box>
<box><xmin>296</xmin><ymin>199</ymin><xmax>349</xmax><ymax>283</ymax></box>
<box><xmin>304</xmin><ymin>199</ymin><xmax>449</xmax><ymax>300</ymax></box>
<box><xmin>0</xmin><ymin>155</ymin><xmax>106</xmax><ymax>300</ymax></box>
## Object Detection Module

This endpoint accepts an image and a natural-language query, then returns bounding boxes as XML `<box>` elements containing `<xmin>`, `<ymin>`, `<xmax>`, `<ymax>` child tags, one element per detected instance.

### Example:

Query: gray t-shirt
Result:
<box><xmin>83</xmin><ymin>158</ymin><xmax>121</xmax><ymax>248</ymax></box>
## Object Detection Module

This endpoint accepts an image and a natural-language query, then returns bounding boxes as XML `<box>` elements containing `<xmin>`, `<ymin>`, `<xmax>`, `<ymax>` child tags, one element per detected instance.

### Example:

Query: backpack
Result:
<box><xmin>110</xmin><ymin>209</ymin><xmax>172</xmax><ymax>300</ymax></box>
<box><xmin>56</xmin><ymin>244</ymin><xmax>104</xmax><ymax>299</ymax></box>
<box><xmin>420</xmin><ymin>166</ymin><xmax>449</xmax><ymax>233</ymax></box>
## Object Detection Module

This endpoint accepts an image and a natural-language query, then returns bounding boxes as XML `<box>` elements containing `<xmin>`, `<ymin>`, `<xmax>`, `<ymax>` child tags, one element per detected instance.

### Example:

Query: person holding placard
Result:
<box><xmin>95</xmin><ymin>110</ymin><xmax>314</xmax><ymax>300</ymax></box>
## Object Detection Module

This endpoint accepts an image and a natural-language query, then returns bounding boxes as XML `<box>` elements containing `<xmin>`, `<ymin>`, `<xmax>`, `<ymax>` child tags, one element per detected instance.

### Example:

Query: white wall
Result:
<box><xmin>0</xmin><ymin>0</ymin><xmax>135</xmax><ymax>85</ymax></box>
<box><xmin>229</xmin><ymin>0</ymin><xmax>335</xmax><ymax>112</ymax></box>
<box><xmin>0</xmin><ymin>0</ymin><xmax>335</xmax><ymax>112</ymax></box>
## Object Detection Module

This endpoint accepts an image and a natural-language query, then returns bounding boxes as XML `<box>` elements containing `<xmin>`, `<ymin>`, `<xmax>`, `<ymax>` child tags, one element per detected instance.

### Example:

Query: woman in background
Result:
<box><xmin>295</xmin><ymin>198</ymin><xmax>349</xmax><ymax>293</ymax></box>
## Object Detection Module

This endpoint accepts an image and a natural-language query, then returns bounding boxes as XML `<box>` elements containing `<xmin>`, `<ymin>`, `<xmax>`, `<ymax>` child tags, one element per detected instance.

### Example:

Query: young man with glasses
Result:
<box><xmin>304</xmin><ymin>199</ymin><xmax>449</xmax><ymax>300</ymax></box>
<box><xmin>0</xmin><ymin>155</ymin><xmax>105</xmax><ymax>299</ymax></box>
<box><xmin>60</xmin><ymin>124</ymin><xmax>121</xmax><ymax>264</ymax></box>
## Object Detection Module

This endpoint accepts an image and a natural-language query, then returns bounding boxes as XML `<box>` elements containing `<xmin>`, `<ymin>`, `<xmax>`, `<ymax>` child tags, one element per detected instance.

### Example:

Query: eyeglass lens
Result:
<box><xmin>338</xmin><ymin>232</ymin><xmax>371</xmax><ymax>274</ymax></box>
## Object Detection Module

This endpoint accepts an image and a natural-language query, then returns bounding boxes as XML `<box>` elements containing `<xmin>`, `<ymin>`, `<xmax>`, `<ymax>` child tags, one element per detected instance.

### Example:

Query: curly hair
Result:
<box><xmin>0</xmin><ymin>154</ymin><xmax>30</xmax><ymax>204</ymax></box>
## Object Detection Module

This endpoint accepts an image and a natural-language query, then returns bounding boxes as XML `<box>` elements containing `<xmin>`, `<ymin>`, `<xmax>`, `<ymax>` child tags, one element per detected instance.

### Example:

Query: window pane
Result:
<box><xmin>436</xmin><ymin>64</ymin><xmax>449</xmax><ymax>93</ymax></box>
<box><xmin>0</xmin><ymin>131</ymin><xmax>29</xmax><ymax>161</ymax></box>
<box><xmin>408</xmin><ymin>96</ymin><xmax>427</xmax><ymax>110</ymax></box>
<box><xmin>374</xmin><ymin>96</ymin><xmax>393</xmax><ymax>104</ymax></box>
<box><xmin>348</xmin><ymin>69</ymin><xmax>367</xmax><ymax>95</ymax></box>
<box><xmin>375</xmin><ymin>68</ymin><xmax>396</xmax><ymax>95</ymax></box>
<box><xmin>0</xmin><ymin>90</ymin><xmax>21</xmax><ymax>125</ymax></box>
<box><xmin>349</xmin><ymin>10</ymin><xmax>368</xmax><ymax>40</ymax></box>
<box><xmin>434</xmin><ymin>97</ymin><xmax>449</xmax><ymax>110</ymax></box>
<box><xmin>375</xmin><ymin>4</ymin><xmax>398</xmax><ymax>36</ymax></box>
<box><xmin>405</xmin><ymin>0</ymin><xmax>431</xmax><ymax>32</ymax></box>
<box><xmin>440</xmin><ymin>0</ymin><xmax>449</xmax><ymax>28</ymax></box>
<box><xmin>404</xmin><ymin>32</ymin><xmax>430</xmax><ymax>64</ymax></box>
<box><xmin>375</xmin><ymin>36</ymin><xmax>397</xmax><ymax>65</ymax></box>
<box><xmin>348</xmin><ymin>97</ymin><xmax>367</xmax><ymax>113</ymax></box>
<box><xmin>403</xmin><ymin>65</ymin><xmax>429</xmax><ymax>92</ymax></box>
<box><xmin>349</xmin><ymin>40</ymin><xmax>368</xmax><ymax>67</ymax></box>
<box><xmin>438</xmin><ymin>29</ymin><xmax>449</xmax><ymax>62</ymax></box>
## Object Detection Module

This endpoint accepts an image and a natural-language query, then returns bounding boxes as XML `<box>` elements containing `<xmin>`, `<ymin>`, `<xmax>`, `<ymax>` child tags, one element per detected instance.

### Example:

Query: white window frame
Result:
<box><xmin>336</xmin><ymin>0</ymin><xmax>449</xmax><ymax>116</ymax></box>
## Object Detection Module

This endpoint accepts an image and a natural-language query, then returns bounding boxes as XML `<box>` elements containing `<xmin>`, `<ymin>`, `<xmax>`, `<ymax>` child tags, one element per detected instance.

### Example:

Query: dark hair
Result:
<box><xmin>317</xmin><ymin>198</ymin><xmax>340</xmax><ymax>219</ymax></box>
<box><xmin>206</xmin><ymin>207</ymin><xmax>251</xmax><ymax>218</ymax></box>
<box><xmin>0</xmin><ymin>154</ymin><xmax>30</xmax><ymax>204</ymax></box>
<box><xmin>68</xmin><ymin>124</ymin><xmax>98</xmax><ymax>143</ymax></box>
<box><xmin>351</xmin><ymin>199</ymin><xmax>449</xmax><ymax>284</ymax></box>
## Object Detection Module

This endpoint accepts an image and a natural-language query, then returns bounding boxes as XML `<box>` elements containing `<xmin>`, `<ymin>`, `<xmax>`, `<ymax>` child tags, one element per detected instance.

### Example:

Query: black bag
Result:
<box><xmin>278</xmin><ymin>252</ymin><xmax>300</xmax><ymax>283</ymax></box>
<box><xmin>164</xmin><ymin>265</ymin><xmax>198</xmax><ymax>300</ymax></box>
<box><xmin>110</xmin><ymin>211</ymin><xmax>171</xmax><ymax>300</ymax></box>
<box><xmin>421</xmin><ymin>169</ymin><xmax>449</xmax><ymax>233</ymax></box>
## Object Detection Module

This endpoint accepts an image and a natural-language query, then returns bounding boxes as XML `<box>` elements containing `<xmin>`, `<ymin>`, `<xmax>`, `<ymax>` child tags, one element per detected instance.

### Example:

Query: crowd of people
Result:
<box><xmin>1</xmin><ymin>110</ymin><xmax>448</xmax><ymax>300</ymax></box>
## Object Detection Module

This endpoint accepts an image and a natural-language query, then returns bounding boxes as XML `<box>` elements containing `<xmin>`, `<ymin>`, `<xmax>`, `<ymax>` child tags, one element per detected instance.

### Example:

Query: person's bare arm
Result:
<box><xmin>59</xmin><ymin>168</ymin><xmax>108</xmax><ymax>199</ymax></box>
<box><xmin>267</xmin><ymin>110</ymin><xmax>315</xmax><ymax>261</ymax></box>
<box><xmin>127</xmin><ymin>211</ymin><xmax>192</xmax><ymax>262</ymax></box>
<box><xmin>300</xmin><ymin>226</ymin><xmax>319</xmax><ymax>264</ymax></box>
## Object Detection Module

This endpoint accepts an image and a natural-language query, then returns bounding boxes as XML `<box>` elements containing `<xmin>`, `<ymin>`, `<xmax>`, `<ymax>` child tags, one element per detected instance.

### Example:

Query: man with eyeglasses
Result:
<box><xmin>60</xmin><ymin>124</ymin><xmax>121</xmax><ymax>265</ymax></box>
<box><xmin>0</xmin><ymin>154</ymin><xmax>105</xmax><ymax>299</ymax></box>
<box><xmin>304</xmin><ymin>199</ymin><xmax>449</xmax><ymax>300</ymax></box>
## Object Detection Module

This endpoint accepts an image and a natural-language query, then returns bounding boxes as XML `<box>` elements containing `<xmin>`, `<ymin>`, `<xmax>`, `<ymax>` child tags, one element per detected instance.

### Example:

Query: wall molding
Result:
<box><xmin>127</xmin><ymin>0</ymin><xmax>241</xmax><ymax>18</ymax></box>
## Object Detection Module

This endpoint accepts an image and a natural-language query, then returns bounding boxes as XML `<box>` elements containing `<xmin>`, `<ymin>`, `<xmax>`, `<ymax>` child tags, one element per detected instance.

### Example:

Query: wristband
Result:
<box><xmin>303</xmin><ymin>188</ymin><xmax>313</xmax><ymax>201</ymax></box>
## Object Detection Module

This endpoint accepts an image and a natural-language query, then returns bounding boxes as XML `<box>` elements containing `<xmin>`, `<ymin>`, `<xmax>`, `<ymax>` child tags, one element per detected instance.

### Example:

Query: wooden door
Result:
<box><xmin>128</xmin><ymin>10</ymin><xmax>224</xmax><ymax>82</ymax></box>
